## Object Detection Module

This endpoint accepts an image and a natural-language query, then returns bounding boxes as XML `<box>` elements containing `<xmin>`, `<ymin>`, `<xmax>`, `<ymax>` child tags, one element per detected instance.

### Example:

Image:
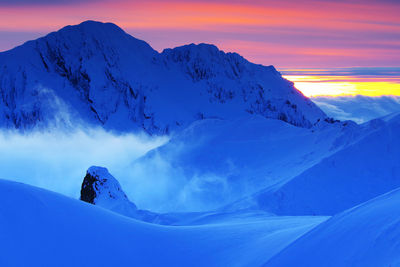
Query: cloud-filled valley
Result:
<box><xmin>312</xmin><ymin>95</ymin><xmax>400</xmax><ymax>123</ymax></box>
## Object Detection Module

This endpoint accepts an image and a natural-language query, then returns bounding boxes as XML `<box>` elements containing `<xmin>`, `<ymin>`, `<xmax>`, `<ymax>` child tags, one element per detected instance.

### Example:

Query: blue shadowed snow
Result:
<box><xmin>0</xmin><ymin>179</ymin><xmax>326</xmax><ymax>267</ymax></box>
<box><xmin>265</xmin><ymin>187</ymin><xmax>400</xmax><ymax>266</ymax></box>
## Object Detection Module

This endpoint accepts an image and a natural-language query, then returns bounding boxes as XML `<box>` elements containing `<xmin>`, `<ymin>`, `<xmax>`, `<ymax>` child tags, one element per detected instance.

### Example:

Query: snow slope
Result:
<box><xmin>131</xmin><ymin>111</ymin><xmax>400</xmax><ymax>216</ymax></box>
<box><xmin>130</xmin><ymin>114</ymin><xmax>361</xmax><ymax>212</ymax></box>
<box><xmin>0</xmin><ymin>179</ymin><xmax>326</xmax><ymax>267</ymax></box>
<box><xmin>265</xmin><ymin>187</ymin><xmax>400</xmax><ymax>267</ymax></box>
<box><xmin>0</xmin><ymin>21</ymin><xmax>326</xmax><ymax>133</ymax></box>
<box><xmin>250</xmin><ymin>113</ymin><xmax>400</xmax><ymax>215</ymax></box>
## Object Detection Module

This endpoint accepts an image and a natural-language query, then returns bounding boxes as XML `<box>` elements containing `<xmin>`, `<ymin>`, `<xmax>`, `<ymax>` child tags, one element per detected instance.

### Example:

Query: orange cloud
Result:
<box><xmin>284</xmin><ymin>75</ymin><xmax>400</xmax><ymax>97</ymax></box>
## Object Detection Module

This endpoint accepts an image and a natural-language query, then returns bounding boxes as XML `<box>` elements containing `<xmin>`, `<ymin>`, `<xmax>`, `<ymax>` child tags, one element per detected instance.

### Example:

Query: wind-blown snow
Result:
<box><xmin>130</xmin><ymin>115</ymin><xmax>360</xmax><ymax>212</ymax></box>
<box><xmin>0</xmin><ymin>128</ymin><xmax>167</xmax><ymax>198</ymax></box>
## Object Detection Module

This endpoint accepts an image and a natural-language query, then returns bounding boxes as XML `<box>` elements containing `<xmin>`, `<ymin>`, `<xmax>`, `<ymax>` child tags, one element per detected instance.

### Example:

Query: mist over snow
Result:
<box><xmin>0</xmin><ymin>128</ymin><xmax>168</xmax><ymax>200</ymax></box>
<box><xmin>311</xmin><ymin>95</ymin><xmax>400</xmax><ymax>123</ymax></box>
<box><xmin>0</xmin><ymin>126</ymin><xmax>245</xmax><ymax>212</ymax></box>
<box><xmin>127</xmin><ymin>152</ymin><xmax>235</xmax><ymax>212</ymax></box>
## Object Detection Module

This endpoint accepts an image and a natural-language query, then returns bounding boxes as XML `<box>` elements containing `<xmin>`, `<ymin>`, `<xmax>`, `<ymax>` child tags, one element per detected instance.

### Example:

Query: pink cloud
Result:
<box><xmin>0</xmin><ymin>0</ymin><xmax>399</xmax><ymax>69</ymax></box>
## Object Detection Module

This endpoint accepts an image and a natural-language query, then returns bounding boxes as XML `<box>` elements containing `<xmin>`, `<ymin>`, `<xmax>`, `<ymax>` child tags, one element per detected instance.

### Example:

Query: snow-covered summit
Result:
<box><xmin>161</xmin><ymin>42</ymin><xmax>326</xmax><ymax>127</ymax></box>
<box><xmin>161</xmin><ymin>43</ymin><xmax>252</xmax><ymax>81</ymax></box>
<box><xmin>0</xmin><ymin>20</ymin><xmax>327</xmax><ymax>133</ymax></box>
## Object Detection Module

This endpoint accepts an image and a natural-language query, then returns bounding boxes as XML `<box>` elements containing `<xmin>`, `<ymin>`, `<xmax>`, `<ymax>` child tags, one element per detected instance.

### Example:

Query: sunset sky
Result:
<box><xmin>0</xmin><ymin>0</ymin><xmax>399</xmax><ymax>96</ymax></box>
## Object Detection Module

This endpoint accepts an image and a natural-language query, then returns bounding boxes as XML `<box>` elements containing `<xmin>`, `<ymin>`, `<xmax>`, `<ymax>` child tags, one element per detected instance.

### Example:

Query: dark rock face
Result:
<box><xmin>80</xmin><ymin>172</ymin><xmax>98</xmax><ymax>204</ymax></box>
<box><xmin>78</xmin><ymin>166</ymin><xmax>181</xmax><ymax>225</ymax></box>
<box><xmin>79</xmin><ymin>166</ymin><xmax>130</xmax><ymax>206</ymax></box>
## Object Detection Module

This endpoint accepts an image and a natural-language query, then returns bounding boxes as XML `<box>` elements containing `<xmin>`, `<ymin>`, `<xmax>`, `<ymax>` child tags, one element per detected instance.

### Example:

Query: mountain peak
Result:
<box><xmin>0</xmin><ymin>21</ymin><xmax>326</xmax><ymax>132</ymax></box>
<box><xmin>162</xmin><ymin>43</ymin><xmax>220</xmax><ymax>56</ymax></box>
<box><xmin>41</xmin><ymin>20</ymin><xmax>156</xmax><ymax>54</ymax></box>
<box><xmin>58</xmin><ymin>20</ymin><xmax>127</xmax><ymax>38</ymax></box>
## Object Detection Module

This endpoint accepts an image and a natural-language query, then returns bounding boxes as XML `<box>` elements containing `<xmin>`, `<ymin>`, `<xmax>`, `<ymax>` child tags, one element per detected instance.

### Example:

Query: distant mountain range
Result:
<box><xmin>0</xmin><ymin>20</ymin><xmax>326</xmax><ymax>133</ymax></box>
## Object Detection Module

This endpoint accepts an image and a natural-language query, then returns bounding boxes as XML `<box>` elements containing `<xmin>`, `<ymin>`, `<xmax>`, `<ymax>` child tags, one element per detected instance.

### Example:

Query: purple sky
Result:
<box><xmin>0</xmin><ymin>0</ymin><xmax>399</xmax><ymax>95</ymax></box>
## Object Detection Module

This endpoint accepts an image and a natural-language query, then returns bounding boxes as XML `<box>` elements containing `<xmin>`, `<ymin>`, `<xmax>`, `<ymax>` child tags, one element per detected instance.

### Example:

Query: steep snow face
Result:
<box><xmin>0</xmin><ymin>179</ymin><xmax>327</xmax><ymax>267</ymax></box>
<box><xmin>0</xmin><ymin>20</ymin><xmax>326</xmax><ymax>133</ymax></box>
<box><xmin>161</xmin><ymin>43</ymin><xmax>326</xmax><ymax>128</ymax></box>
<box><xmin>250</xmin><ymin>113</ymin><xmax>400</xmax><ymax>216</ymax></box>
<box><xmin>265</xmin><ymin>187</ymin><xmax>400</xmax><ymax>267</ymax></box>
<box><xmin>0</xmin><ymin>21</ymin><xmax>159</xmax><ymax>132</ymax></box>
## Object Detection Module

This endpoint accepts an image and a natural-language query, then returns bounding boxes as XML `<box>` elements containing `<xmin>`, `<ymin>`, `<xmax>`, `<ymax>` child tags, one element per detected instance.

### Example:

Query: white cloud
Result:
<box><xmin>312</xmin><ymin>95</ymin><xmax>400</xmax><ymax>123</ymax></box>
<box><xmin>0</xmin><ymin>128</ymin><xmax>167</xmax><ymax>200</ymax></box>
<box><xmin>0</xmin><ymin>127</ymin><xmax>233</xmax><ymax>212</ymax></box>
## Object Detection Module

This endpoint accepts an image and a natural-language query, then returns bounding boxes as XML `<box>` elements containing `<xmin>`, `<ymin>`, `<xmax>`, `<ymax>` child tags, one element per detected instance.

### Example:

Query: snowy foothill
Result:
<box><xmin>1</xmin><ymin>164</ymin><xmax>400</xmax><ymax>266</ymax></box>
<box><xmin>0</xmin><ymin>179</ymin><xmax>327</xmax><ymax>267</ymax></box>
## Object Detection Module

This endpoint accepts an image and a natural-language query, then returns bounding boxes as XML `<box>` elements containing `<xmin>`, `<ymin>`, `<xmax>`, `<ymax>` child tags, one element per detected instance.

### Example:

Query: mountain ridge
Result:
<box><xmin>0</xmin><ymin>20</ymin><xmax>327</xmax><ymax>134</ymax></box>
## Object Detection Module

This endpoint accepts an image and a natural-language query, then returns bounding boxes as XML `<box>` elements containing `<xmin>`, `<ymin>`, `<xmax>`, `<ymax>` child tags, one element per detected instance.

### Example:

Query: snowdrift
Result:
<box><xmin>266</xmin><ymin>187</ymin><xmax>400</xmax><ymax>266</ymax></box>
<box><xmin>0</xmin><ymin>179</ymin><xmax>325</xmax><ymax>267</ymax></box>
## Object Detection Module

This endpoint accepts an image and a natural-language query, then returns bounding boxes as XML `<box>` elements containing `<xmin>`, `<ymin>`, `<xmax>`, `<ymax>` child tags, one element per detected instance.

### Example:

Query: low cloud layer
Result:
<box><xmin>0</xmin><ymin>128</ymin><xmax>233</xmax><ymax>212</ymax></box>
<box><xmin>0</xmin><ymin>128</ymin><xmax>167</xmax><ymax>200</ymax></box>
<box><xmin>312</xmin><ymin>95</ymin><xmax>400</xmax><ymax>123</ymax></box>
<box><xmin>2</xmin><ymin>95</ymin><xmax>399</xmax><ymax>212</ymax></box>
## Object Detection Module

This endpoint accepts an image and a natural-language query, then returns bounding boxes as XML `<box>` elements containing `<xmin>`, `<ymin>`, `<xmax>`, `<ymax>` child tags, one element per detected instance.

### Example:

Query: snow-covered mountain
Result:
<box><xmin>0</xmin><ymin>20</ymin><xmax>326</xmax><ymax>133</ymax></box>
<box><xmin>2</xmin><ymin>20</ymin><xmax>400</xmax><ymax>266</ymax></box>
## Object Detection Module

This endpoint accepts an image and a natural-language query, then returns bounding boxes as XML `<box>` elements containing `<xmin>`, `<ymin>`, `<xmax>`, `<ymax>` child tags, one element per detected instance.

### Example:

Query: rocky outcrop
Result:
<box><xmin>80</xmin><ymin>166</ymin><xmax>176</xmax><ymax>224</ymax></box>
<box><xmin>80</xmin><ymin>166</ymin><xmax>133</xmax><ymax>207</ymax></box>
